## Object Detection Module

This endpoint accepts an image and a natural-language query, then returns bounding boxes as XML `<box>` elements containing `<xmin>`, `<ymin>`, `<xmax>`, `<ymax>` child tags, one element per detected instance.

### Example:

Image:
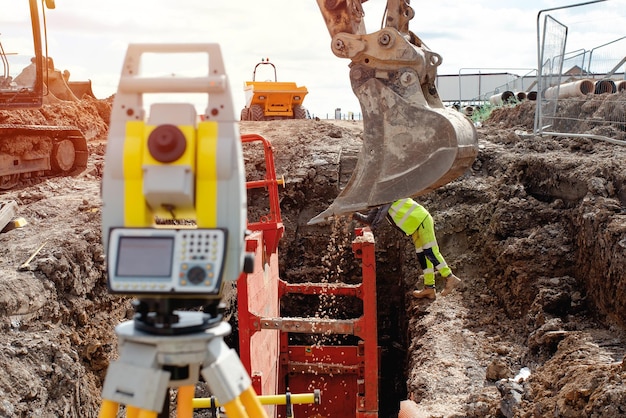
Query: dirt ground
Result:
<box><xmin>0</xmin><ymin>92</ymin><xmax>625</xmax><ymax>418</ymax></box>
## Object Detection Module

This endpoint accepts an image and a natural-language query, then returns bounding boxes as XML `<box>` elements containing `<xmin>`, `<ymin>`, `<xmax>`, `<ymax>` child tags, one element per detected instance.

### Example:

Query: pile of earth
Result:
<box><xmin>0</xmin><ymin>92</ymin><xmax>624</xmax><ymax>417</ymax></box>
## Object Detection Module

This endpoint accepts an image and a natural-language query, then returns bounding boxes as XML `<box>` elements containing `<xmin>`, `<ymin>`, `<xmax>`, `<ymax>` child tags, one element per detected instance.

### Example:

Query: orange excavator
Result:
<box><xmin>0</xmin><ymin>0</ymin><xmax>88</xmax><ymax>189</ymax></box>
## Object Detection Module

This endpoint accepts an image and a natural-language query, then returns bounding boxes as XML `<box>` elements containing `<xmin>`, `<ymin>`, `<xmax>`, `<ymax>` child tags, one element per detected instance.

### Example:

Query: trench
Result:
<box><xmin>278</xmin><ymin>217</ymin><xmax>410</xmax><ymax>417</ymax></box>
<box><xmin>239</xmin><ymin>142</ymin><xmax>411</xmax><ymax>416</ymax></box>
<box><xmin>61</xmin><ymin>124</ymin><xmax>626</xmax><ymax>416</ymax></box>
<box><xmin>519</xmin><ymin>160</ymin><xmax>588</xmax><ymax>207</ymax></box>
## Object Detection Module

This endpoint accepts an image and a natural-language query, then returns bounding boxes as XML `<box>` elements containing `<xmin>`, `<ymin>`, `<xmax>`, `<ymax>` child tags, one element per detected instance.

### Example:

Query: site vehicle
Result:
<box><xmin>0</xmin><ymin>0</ymin><xmax>88</xmax><ymax>189</ymax></box>
<box><xmin>240</xmin><ymin>59</ymin><xmax>309</xmax><ymax>121</ymax></box>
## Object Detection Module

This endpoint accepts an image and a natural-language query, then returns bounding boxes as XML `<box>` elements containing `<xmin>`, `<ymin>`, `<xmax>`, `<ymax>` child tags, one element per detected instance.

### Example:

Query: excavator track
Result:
<box><xmin>0</xmin><ymin>124</ymin><xmax>88</xmax><ymax>189</ymax></box>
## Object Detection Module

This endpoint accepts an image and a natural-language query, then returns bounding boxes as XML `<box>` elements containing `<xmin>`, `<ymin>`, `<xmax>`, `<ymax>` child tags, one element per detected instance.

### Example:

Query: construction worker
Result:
<box><xmin>353</xmin><ymin>198</ymin><xmax>461</xmax><ymax>299</ymax></box>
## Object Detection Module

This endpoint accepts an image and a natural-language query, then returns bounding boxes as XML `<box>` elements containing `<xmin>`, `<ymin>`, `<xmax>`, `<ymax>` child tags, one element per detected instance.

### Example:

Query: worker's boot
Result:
<box><xmin>412</xmin><ymin>285</ymin><xmax>436</xmax><ymax>300</ymax></box>
<box><xmin>440</xmin><ymin>274</ymin><xmax>462</xmax><ymax>296</ymax></box>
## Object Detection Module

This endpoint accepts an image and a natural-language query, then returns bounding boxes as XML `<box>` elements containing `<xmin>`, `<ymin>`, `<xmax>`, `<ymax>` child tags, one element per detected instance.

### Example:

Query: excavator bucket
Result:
<box><xmin>68</xmin><ymin>80</ymin><xmax>96</xmax><ymax>99</ymax></box>
<box><xmin>46</xmin><ymin>68</ymin><xmax>79</xmax><ymax>101</ymax></box>
<box><xmin>310</xmin><ymin>0</ymin><xmax>478</xmax><ymax>224</ymax></box>
<box><xmin>43</xmin><ymin>58</ymin><xmax>80</xmax><ymax>102</ymax></box>
<box><xmin>308</xmin><ymin>72</ymin><xmax>477</xmax><ymax>224</ymax></box>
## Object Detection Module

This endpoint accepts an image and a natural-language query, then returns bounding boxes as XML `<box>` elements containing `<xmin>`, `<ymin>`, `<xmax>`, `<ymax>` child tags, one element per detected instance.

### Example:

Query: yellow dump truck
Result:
<box><xmin>240</xmin><ymin>59</ymin><xmax>309</xmax><ymax>121</ymax></box>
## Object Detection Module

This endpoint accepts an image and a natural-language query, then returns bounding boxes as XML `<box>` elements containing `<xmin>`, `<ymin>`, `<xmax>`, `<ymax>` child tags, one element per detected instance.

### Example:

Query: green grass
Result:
<box><xmin>470</xmin><ymin>103</ymin><xmax>494</xmax><ymax>123</ymax></box>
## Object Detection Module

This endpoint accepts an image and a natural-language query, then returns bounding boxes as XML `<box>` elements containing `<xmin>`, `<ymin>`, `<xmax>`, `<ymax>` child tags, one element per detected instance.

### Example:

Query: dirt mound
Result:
<box><xmin>0</xmin><ymin>95</ymin><xmax>625</xmax><ymax>417</ymax></box>
<box><xmin>487</xmin><ymin>92</ymin><xmax>626</xmax><ymax>142</ymax></box>
<box><xmin>0</xmin><ymin>96</ymin><xmax>112</xmax><ymax>141</ymax></box>
<box><xmin>487</xmin><ymin>100</ymin><xmax>537</xmax><ymax>130</ymax></box>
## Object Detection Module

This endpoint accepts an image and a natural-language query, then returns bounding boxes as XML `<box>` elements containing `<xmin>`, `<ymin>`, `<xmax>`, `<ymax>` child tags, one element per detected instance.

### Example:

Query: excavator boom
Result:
<box><xmin>310</xmin><ymin>0</ymin><xmax>478</xmax><ymax>224</ymax></box>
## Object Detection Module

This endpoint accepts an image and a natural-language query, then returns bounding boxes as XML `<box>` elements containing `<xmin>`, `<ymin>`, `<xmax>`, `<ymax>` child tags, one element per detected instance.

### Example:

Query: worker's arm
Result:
<box><xmin>353</xmin><ymin>204</ymin><xmax>391</xmax><ymax>229</ymax></box>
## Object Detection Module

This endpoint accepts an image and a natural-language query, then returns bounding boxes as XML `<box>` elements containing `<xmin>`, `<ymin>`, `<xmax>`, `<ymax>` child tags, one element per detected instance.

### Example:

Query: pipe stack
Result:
<box><xmin>489</xmin><ymin>90</ymin><xmax>515</xmax><ymax>106</ymax></box>
<box><xmin>594</xmin><ymin>79</ymin><xmax>617</xmax><ymax>94</ymax></box>
<box><xmin>544</xmin><ymin>79</ymin><xmax>594</xmax><ymax>100</ymax></box>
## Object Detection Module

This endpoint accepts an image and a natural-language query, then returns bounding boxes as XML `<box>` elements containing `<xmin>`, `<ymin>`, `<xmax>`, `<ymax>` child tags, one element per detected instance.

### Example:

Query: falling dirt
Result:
<box><xmin>0</xmin><ymin>92</ymin><xmax>625</xmax><ymax>417</ymax></box>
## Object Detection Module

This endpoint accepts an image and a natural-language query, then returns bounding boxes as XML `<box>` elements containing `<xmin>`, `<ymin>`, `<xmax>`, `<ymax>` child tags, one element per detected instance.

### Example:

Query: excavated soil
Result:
<box><xmin>0</xmin><ymin>93</ymin><xmax>625</xmax><ymax>418</ymax></box>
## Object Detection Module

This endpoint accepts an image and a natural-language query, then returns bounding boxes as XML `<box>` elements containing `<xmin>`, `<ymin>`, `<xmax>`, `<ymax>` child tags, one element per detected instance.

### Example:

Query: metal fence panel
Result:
<box><xmin>536</xmin><ymin>15</ymin><xmax>568</xmax><ymax>133</ymax></box>
<box><xmin>536</xmin><ymin>9</ymin><xmax>626</xmax><ymax>144</ymax></box>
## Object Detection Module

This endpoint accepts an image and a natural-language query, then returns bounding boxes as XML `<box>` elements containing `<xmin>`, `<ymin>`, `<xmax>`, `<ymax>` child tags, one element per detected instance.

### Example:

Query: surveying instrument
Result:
<box><xmin>99</xmin><ymin>43</ymin><xmax>266</xmax><ymax>418</ymax></box>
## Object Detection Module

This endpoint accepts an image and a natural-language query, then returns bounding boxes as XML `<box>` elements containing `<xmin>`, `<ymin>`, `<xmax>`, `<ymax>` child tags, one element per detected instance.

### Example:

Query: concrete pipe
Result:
<box><xmin>595</xmin><ymin>79</ymin><xmax>617</xmax><ymax>94</ymax></box>
<box><xmin>544</xmin><ymin>79</ymin><xmax>595</xmax><ymax>100</ymax></box>
<box><xmin>527</xmin><ymin>91</ymin><xmax>538</xmax><ymax>101</ymax></box>
<box><xmin>464</xmin><ymin>106</ymin><xmax>474</xmax><ymax>117</ymax></box>
<box><xmin>398</xmin><ymin>399</ymin><xmax>421</xmax><ymax>417</ymax></box>
<box><xmin>489</xmin><ymin>90</ymin><xmax>515</xmax><ymax>106</ymax></box>
<box><xmin>516</xmin><ymin>91</ymin><xmax>527</xmax><ymax>101</ymax></box>
<box><xmin>618</xmin><ymin>80</ymin><xmax>626</xmax><ymax>92</ymax></box>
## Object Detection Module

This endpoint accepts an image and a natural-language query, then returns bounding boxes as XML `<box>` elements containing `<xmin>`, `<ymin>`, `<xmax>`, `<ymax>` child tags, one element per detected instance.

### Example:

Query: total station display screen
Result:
<box><xmin>115</xmin><ymin>236</ymin><xmax>175</xmax><ymax>278</ymax></box>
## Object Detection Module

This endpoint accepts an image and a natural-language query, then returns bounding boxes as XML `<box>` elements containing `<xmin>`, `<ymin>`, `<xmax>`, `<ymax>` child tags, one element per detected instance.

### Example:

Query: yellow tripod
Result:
<box><xmin>98</xmin><ymin>312</ymin><xmax>267</xmax><ymax>418</ymax></box>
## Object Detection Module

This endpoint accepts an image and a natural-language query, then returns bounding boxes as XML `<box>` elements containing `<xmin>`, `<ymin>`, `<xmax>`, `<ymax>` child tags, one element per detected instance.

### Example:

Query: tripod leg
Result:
<box><xmin>98</xmin><ymin>400</ymin><xmax>119</xmax><ymax>418</ymax></box>
<box><xmin>222</xmin><ymin>397</ymin><xmax>248</xmax><ymax>418</ymax></box>
<box><xmin>240</xmin><ymin>386</ymin><xmax>268</xmax><ymax>417</ymax></box>
<box><xmin>177</xmin><ymin>385</ymin><xmax>195</xmax><ymax>418</ymax></box>
<box><xmin>202</xmin><ymin>337</ymin><xmax>269</xmax><ymax>418</ymax></box>
<box><xmin>137</xmin><ymin>410</ymin><xmax>158</xmax><ymax>418</ymax></box>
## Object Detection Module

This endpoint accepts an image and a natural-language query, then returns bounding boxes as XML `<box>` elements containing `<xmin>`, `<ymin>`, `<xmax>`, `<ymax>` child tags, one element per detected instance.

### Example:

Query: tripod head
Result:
<box><xmin>101</xmin><ymin>43</ymin><xmax>248</xmax><ymax>334</ymax></box>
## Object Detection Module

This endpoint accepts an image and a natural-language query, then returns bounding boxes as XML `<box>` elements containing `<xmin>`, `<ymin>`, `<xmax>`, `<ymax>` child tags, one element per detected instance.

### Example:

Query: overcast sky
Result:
<box><xmin>35</xmin><ymin>0</ymin><xmax>626</xmax><ymax>117</ymax></box>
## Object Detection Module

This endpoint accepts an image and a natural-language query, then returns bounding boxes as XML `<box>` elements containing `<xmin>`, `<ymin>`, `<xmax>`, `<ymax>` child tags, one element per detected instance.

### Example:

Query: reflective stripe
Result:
<box><xmin>422</xmin><ymin>240</ymin><xmax>437</xmax><ymax>249</ymax></box>
<box><xmin>398</xmin><ymin>205</ymin><xmax>418</xmax><ymax>229</ymax></box>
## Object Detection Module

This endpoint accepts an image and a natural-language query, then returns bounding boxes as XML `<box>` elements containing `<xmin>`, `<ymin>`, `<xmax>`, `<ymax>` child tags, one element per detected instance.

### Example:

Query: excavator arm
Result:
<box><xmin>309</xmin><ymin>0</ymin><xmax>478</xmax><ymax>224</ymax></box>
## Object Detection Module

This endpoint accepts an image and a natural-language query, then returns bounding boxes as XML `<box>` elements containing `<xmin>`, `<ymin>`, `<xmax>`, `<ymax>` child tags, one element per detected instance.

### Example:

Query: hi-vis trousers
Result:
<box><xmin>411</xmin><ymin>213</ymin><xmax>452</xmax><ymax>286</ymax></box>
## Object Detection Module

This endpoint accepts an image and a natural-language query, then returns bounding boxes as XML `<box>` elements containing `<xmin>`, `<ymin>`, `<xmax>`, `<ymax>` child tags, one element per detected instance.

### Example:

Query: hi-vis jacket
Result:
<box><xmin>387</xmin><ymin>198</ymin><xmax>429</xmax><ymax>235</ymax></box>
